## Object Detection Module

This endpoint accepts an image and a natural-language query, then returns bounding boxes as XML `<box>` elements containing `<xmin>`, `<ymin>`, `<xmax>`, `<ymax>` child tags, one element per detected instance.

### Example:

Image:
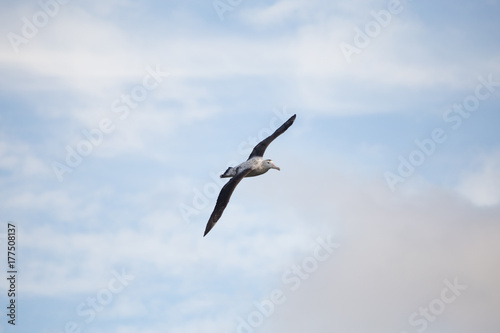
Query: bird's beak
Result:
<box><xmin>272</xmin><ymin>163</ymin><xmax>280</xmax><ymax>171</ymax></box>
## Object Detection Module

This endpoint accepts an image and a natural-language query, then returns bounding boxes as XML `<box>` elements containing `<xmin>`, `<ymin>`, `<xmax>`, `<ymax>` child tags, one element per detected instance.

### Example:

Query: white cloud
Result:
<box><xmin>6</xmin><ymin>136</ymin><xmax>500</xmax><ymax>333</ymax></box>
<box><xmin>239</xmin><ymin>0</ymin><xmax>308</xmax><ymax>27</ymax></box>
<box><xmin>243</xmin><ymin>160</ymin><xmax>500</xmax><ymax>333</ymax></box>
<box><xmin>3</xmin><ymin>0</ymin><xmax>496</xmax><ymax>117</ymax></box>
<box><xmin>0</xmin><ymin>5</ymin><xmax>145</xmax><ymax>96</ymax></box>
<box><xmin>457</xmin><ymin>151</ymin><xmax>500</xmax><ymax>206</ymax></box>
<box><xmin>1</xmin><ymin>1</ymin><xmax>499</xmax><ymax>332</ymax></box>
<box><xmin>0</xmin><ymin>139</ymin><xmax>51</xmax><ymax>177</ymax></box>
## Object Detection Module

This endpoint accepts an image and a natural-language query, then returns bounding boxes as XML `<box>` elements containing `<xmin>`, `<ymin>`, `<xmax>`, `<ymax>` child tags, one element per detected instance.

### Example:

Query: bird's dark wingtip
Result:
<box><xmin>203</xmin><ymin>221</ymin><xmax>213</xmax><ymax>237</ymax></box>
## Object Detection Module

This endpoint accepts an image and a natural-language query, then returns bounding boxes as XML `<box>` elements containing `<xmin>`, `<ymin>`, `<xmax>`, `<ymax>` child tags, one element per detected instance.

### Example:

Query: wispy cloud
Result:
<box><xmin>457</xmin><ymin>151</ymin><xmax>500</xmax><ymax>206</ymax></box>
<box><xmin>1</xmin><ymin>0</ymin><xmax>499</xmax><ymax>332</ymax></box>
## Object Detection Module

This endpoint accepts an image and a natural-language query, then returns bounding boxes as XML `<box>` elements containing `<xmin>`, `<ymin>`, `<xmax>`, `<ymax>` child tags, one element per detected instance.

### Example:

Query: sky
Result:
<box><xmin>0</xmin><ymin>0</ymin><xmax>500</xmax><ymax>332</ymax></box>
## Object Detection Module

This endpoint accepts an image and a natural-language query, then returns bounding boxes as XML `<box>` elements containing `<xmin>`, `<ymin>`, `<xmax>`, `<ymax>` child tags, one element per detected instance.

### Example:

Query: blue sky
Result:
<box><xmin>1</xmin><ymin>0</ymin><xmax>500</xmax><ymax>332</ymax></box>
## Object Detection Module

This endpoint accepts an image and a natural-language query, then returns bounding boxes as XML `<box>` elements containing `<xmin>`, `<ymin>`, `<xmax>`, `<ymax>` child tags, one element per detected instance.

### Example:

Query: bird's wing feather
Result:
<box><xmin>203</xmin><ymin>168</ymin><xmax>253</xmax><ymax>236</ymax></box>
<box><xmin>248</xmin><ymin>114</ymin><xmax>296</xmax><ymax>159</ymax></box>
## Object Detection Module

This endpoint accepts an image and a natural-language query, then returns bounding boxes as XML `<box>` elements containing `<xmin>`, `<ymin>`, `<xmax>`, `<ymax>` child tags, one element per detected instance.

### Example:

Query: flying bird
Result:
<box><xmin>203</xmin><ymin>114</ymin><xmax>296</xmax><ymax>237</ymax></box>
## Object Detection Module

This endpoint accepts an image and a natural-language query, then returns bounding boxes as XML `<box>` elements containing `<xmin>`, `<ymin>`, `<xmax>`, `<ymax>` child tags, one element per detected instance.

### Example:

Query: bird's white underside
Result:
<box><xmin>220</xmin><ymin>157</ymin><xmax>270</xmax><ymax>178</ymax></box>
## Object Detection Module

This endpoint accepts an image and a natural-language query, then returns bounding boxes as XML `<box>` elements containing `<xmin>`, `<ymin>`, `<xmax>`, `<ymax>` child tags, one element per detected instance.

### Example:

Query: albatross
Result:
<box><xmin>203</xmin><ymin>114</ymin><xmax>296</xmax><ymax>237</ymax></box>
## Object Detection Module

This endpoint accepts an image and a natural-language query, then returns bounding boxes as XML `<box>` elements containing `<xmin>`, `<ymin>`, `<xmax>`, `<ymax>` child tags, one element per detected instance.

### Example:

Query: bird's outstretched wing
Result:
<box><xmin>248</xmin><ymin>114</ymin><xmax>296</xmax><ymax>159</ymax></box>
<box><xmin>203</xmin><ymin>168</ymin><xmax>253</xmax><ymax>237</ymax></box>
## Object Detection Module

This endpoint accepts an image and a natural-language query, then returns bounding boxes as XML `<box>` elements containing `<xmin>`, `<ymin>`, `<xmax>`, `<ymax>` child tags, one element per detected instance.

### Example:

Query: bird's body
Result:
<box><xmin>220</xmin><ymin>156</ymin><xmax>277</xmax><ymax>178</ymax></box>
<box><xmin>203</xmin><ymin>114</ymin><xmax>296</xmax><ymax>237</ymax></box>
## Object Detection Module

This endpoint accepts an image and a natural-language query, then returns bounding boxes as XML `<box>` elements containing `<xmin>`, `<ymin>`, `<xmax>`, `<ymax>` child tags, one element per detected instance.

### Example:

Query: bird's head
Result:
<box><xmin>264</xmin><ymin>159</ymin><xmax>280</xmax><ymax>171</ymax></box>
